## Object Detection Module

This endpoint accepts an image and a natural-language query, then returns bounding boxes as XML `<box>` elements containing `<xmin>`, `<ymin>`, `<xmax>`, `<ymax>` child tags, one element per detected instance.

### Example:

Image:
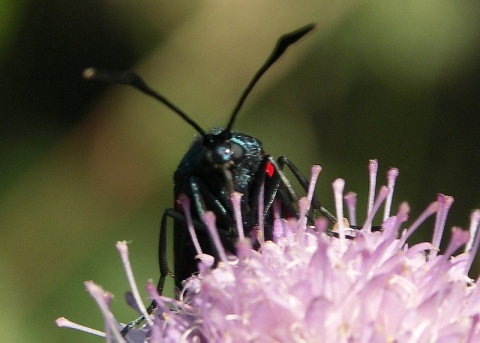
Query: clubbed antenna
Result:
<box><xmin>82</xmin><ymin>68</ymin><xmax>207</xmax><ymax>137</ymax></box>
<box><xmin>225</xmin><ymin>23</ymin><xmax>316</xmax><ymax>132</ymax></box>
<box><xmin>83</xmin><ymin>23</ymin><xmax>316</xmax><ymax>137</ymax></box>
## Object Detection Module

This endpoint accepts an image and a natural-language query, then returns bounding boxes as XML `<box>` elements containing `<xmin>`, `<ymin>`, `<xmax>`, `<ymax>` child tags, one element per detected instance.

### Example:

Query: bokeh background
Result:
<box><xmin>1</xmin><ymin>1</ymin><xmax>479</xmax><ymax>342</ymax></box>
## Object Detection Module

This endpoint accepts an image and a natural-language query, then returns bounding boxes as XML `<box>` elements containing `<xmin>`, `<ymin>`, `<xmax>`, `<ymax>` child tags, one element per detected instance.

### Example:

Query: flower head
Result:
<box><xmin>57</xmin><ymin>160</ymin><xmax>480</xmax><ymax>342</ymax></box>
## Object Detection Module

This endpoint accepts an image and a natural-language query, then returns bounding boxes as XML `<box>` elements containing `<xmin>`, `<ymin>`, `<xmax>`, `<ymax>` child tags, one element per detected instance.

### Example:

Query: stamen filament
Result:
<box><xmin>362</xmin><ymin>185</ymin><xmax>389</xmax><ymax>233</ymax></box>
<box><xmin>179</xmin><ymin>194</ymin><xmax>203</xmax><ymax>255</ymax></box>
<box><xmin>399</xmin><ymin>201</ymin><xmax>438</xmax><ymax>248</ymax></box>
<box><xmin>383</xmin><ymin>168</ymin><xmax>399</xmax><ymax>222</ymax></box>
<box><xmin>56</xmin><ymin>317</ymin><xmax>106</xmax><ymax>338</ymax></box>
<box><xmin>258</xmin><ymin>182</ymin><xmax>265</xmax><ymax>245</ymax></box>
<box><xmin>367</xmin><ymin>159</ymin><xmax>378</xmax><ymax>216</ymax></box>
<box><xmin>307</xmin><ymin>165</ymin><xmax>322</xmax><ymax>207</ymax></box>
<box><xmin>231</xmin><ymin>192</ymin><xmax>245</xmax><ymax>240</ymax></box>
<box><xmin>344</xmin><ymin>192</ymin><xmax>357</xmax><ymax>226</ymax></box>
<box><xmin>116</xmin><ymin>241</ymin><xmax>153</xmax><ymax>327</ymax></box>
<box><xmin>203</xmin><ymin>212</ymin><xmax>229</xmax><ymax>264</ymax></box>
<box><xmin>333</xmin><ymin>178</ymin><xmax>346</xmax><ymax>243</ymax></box>
<box><xmin>464</xmin><ymin>210</ymin><xmax>480</xmax><ymax>274</ymax></box>
<box><xmin>430</xmin><ymin>194</ymin><xmax>454</xmax><ymax>258</ymax></box>
<box><xmin>84</xmin><ymin>281</ymin><xmax>125</xmax><ymax>343</ymax></box>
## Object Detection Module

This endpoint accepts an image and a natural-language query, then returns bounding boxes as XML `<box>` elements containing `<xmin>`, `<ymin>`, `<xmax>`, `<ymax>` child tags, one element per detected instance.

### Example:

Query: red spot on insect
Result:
<box><xmin>266</xmin><ymin>161</ymin><xmax>275</xmax><ymax>177</ymax></box>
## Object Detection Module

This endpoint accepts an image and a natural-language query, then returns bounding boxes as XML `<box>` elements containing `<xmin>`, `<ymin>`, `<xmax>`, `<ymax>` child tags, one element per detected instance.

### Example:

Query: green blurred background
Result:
<box><xmin>1</xmin><ymin>1</ymin><xmax>479</xmax><ymax>342</ymax></box>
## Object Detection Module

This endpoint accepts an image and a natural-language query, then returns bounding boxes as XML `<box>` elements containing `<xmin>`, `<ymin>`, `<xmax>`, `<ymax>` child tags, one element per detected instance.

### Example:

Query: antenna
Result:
<box><xmin>83</xmin><ymin>68</ymin><xmax>207</xmax><ymax>137</ymax></box>
<box><xmin>224</xmin><ymin>23</ymin><xmax>316</xmax><ymax>132</ymax></box>
<box><xmin>83</xmin><ymin>23</ymin><xmax>315</xmax><ymax>137</ymax></box>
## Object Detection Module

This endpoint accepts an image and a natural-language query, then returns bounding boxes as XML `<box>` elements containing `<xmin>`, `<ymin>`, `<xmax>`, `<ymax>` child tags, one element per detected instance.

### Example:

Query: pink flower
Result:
<box><xmin>57</xmin><ymin>160</ymin><xmax>480</xmax><ymax>342</ymax></box>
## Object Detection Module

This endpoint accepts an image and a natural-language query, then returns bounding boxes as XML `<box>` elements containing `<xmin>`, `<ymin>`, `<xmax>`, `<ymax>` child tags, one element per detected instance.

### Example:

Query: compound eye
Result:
<box><xmin>230</xmin><ymin>142</ymin><xmax>244</xmax><ymax>160</ymax></box>
<box><xmin>213</xmin><ymin>144</ymin><xmax>234</xmax><ymax>165</ymax></box>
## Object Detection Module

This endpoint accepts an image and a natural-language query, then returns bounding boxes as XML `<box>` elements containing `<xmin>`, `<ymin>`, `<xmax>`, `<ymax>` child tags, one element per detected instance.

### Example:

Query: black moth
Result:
<box><xmin>84</xmin><ymin>23</ymin><xmax>338</xmax><ymax>336</ymax></box>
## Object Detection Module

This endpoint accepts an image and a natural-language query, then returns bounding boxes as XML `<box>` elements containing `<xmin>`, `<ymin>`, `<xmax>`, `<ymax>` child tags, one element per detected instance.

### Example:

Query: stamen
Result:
<box><xmin>465</xmin><ymin>209</ymin><xmax>480</xmax><ymax>252</ymax></box>
<box><xmin>332</xmin><ymin>178</ymin><xmax>346</xmax><ymax>243</ymax></box>
<box><xmin>315</xmin><ymin>217</ymin><xmax>328</xmax><ymax>234</ymax></box>
<box><xmin>272</xmin><ymin>200</ymin><xmax>283</xmax><ymax>243</ymax></box>
<box><xmin>203</xmin><ymin>211</ymin><xmax>229</xmax><ymax>264</ymax></box>
<box><xmin>441</xmin><ymin>227</ymin><xmax>469</xmax><ymax>261</ymax></box>
<box><xmin>430</xmin><ymin>194</ymin><xmax>454</xmax><ymax>258</ymax></box>
<box><xmin>258</xmin><ymin>182</ymin><xmax>265</xmax><ymax>245</ymax></box>
<box><xmin>116</xmin><ymin>241</ymin><xmax>153</xmax><ymax>327</ymax></box>
<box><xmin>367</xmin><ymin>159</ymin><xmax>378</xmax><ymax>216</ymax></box>
<box><xmin>84</xmin><ymin>281</ymin><xmax>125</xmax><ymax>343</ymax></box>
<box><xmin>297</xmin><ymin>197</ymin><xmax>309</xmax><ymax>239</ymax></box>
<box><xmin>464</xmin><ymin>209</ymin><xmax>480</xmax><ymax>275</ymax></box>
<box><xmin>344</xmin><ymin>192</ymin><xmax>357</xmax><ymax>226</ymax></box>
<box><xmin>465</xmin><ymin>315</ymin><xmax>480</xmax><ymax>343</ymax></box>
<box><xmin>383</xmin><ymin>168</ymin><xmax>399</xmax><ymax>222</ymax></box>
<box><xmin>145</xmin><ymin>280</ymin><xmax>174</xmax><ymax>314</ymax></box>
<box><xmin>179</xmin><ymin>194</ymin><xmax>203</xmax><ymax>255</ymax></box>
<box><xmin>56</xmin><ymin>317</ymin><xmax>106</xmax><ymax>338</ymax></box>
<box><xmin>398</xmin><ymin>201</ymin><xmax>438</xmax><ymax>247</ymax></box>
<box><xmin>362</xmin><ymin>186</ymin><xmax>389</xmax><ymax>233</ymax></box>
<box><xmin>388</xmin><ymin>202</ymin><xmax>410</xmax><ymax>237</ymax></box>
<box><xmin>230</xmin><ymin>192</ymin><xmax>245</xmax><ymax>240</ymax></box>
<box><xmin>307</xmin><ymin>165</ymin><xmax>322</xmax><ymax>207</ymax></box>
<box><xmin>273</xmin><ymin>199</ymin><xmax>281</xmax><ymax>220</ymax></box>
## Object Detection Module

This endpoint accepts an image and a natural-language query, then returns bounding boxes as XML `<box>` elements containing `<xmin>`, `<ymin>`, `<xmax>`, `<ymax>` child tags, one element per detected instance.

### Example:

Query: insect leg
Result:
<box><xmin>267</xmin><ymin>156</ymin><xmax>322</xmax><ymax>224</ymax></box>
<box><xmin>277</xmin><ymin>156</ymin><xmax>336</xmax><ymax>224</ymax></box>
<box><xmin>258</xmin><ymin>155</ymin><xmax>300</xmax><ymax>217</ymax></box>
<box><xmin>190</xmin><ymin>177</ymin><xmax>232</xmax><ymax>227</ymax></box>
<box><xmin>157</xmin><ymin>208</ymin><xmax>179</xmax><ymax>294</ymax></box>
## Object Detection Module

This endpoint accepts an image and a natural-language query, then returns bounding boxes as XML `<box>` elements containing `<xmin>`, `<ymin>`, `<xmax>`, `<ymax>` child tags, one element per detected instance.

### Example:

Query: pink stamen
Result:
<box><xmin>230</xmin><ymin>192</ymin><xmax>245</xmax><ymax>240</ymax></box>
<box><xmin>116</xmin><ymin>241</ymin><xmax>153</xmax><ymax>327</ymax></box>
<box><xmin>297</xmin><ymin>197</ymin><xmax>309</xmax><ymax>239</ymax></box>
<box><xmin>257</xmin><ymin>182</ymin><xmax>265</xmax><ymax>245</ymax></box>
<box><xmin>362</xmin><ymin>185</ymin><xmax>389</xmax><ymax>233</ymax></box>
<box><xmin>84</xmin><ymin>281</ymin><xmax>125</xmax><ymax>343</ymax></box>
<box><xmin>272</xmin><ymin>200</ymin><xmax>283</xmax><ymax>243</ymax></box>
<box><xmin>273</xmin><ymin>199</ymin><xmax>281</xmax><ymax>220</ymax></box>
<box><xmin>387</xmin><ymin>201</ymin><xmax>410</xmax><ymax>238</ymax></box>
<box><xmin>203</xmin><ymin>211</ymin><xmax>228</xmax><ymax>264</ymax></box>
<box><xmin>315</xmin><ymin>217</ymin><xmax>328</xmax><ymax>234</ymax></box>
<box><xmin>441</xmin><ymin>227</ymin><xmax>469</xmax><ymax>261</ymax></box>
<box><xmin>307</xmin><ymin>165</ymin><xmax>322</xmax><ymax>207</ymax></box>
<box><xmin>56</xmin><ymin>317</ymin><xmax>106</xmax><ymax>338</ymax></box>
<box><xmin>333</xmin><ymin>178</ymin><xmax>346</xmax><ymax>243</ymax></box>
<box><xmin>367</xmin><ymin>159</ymin><xmax>378</xmax><ymax>216</ymax></box>
<box><xmin>465</xmin><ymin>209</ymin><xmax>480</xmax><ymax>253</ymax></box>
<box><xmin>430</xmin><ymin>194</ymin><xmax>454</xmax><ymax>258</ymax></box>
<box><xmin>344</xmin><ymin>192</ymin><xmax>357</xmax><ymax>226</ymax></box>
<box><xmin>465</xmin><ymin>315</ymin><xmax>480</xmax><ymax>343</ymax></box>
<box><xmin>383</xmin><ymin>168</ymin><xmax>399</xmax><ymax>222</ymax></box>
<box><xmin>179</xmin><ymin>194</ymin><xmax>203</xmax><ymax>255</ymax></box>
<box><xmin>145</xmin><ymin>280</ymin><xmax>173</xmax><ymax>313</ymax></box>
<box><xmin>398</xmin><ymin>201</ymin><xmax>438</xmax><ymax>247</ymax></box>
<box><xmin>464</xmin><ymin>210</ymin><xmax>480</xmax><ymax>275</ymax></box>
